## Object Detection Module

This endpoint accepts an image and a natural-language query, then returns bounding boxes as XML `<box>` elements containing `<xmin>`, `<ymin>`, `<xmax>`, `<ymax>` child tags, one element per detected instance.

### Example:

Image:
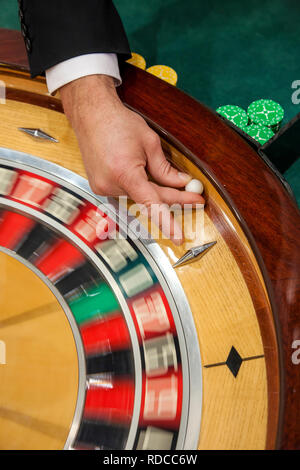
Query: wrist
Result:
<box><xmin>59</xmin><ymin>74</ymin><xmax>121</xmax><ymax>127</ymax></box>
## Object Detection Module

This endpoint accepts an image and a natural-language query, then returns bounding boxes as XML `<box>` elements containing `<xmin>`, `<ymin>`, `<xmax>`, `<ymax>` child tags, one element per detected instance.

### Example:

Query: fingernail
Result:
<box><xmin>178</xmin><ymin>172</ymin><xmax>191</xmax><ymax>183</ymax></box>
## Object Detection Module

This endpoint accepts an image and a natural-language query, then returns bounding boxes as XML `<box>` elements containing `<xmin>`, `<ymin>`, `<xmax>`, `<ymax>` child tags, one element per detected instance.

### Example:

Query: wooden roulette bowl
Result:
<box><xmin>0</xmin><ymin>29</ymin><xmax>299</xmax><ymax>450</ymax></box>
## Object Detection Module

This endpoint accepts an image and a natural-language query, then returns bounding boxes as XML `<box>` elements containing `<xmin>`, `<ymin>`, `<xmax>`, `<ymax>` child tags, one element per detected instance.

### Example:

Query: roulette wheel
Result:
<box><xmin>0</xmin><ymin>29</ymin><xmax>299</xmax><ymax>451</ymax></box>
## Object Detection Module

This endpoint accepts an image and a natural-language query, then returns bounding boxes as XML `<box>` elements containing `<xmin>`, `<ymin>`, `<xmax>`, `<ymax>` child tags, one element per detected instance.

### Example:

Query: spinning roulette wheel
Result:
<box><xmin>0</xmin><ymin>29</ymin><xmax>299</xmax><ymax>451</ymax></box>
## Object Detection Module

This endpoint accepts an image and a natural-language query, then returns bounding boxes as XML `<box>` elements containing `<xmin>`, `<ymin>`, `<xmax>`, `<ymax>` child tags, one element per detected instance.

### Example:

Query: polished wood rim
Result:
<box><xmin>0</xmin><ymin>28</ymin><xmax>299</xmax><ymax>449</ymax></box>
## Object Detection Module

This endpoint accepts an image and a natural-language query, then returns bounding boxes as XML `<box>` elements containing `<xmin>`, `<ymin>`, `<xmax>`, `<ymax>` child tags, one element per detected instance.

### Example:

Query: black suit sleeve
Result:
<box><xmin>18</xmin><ymin>0</ymin><xmax>131</xmax><ymax>77</ymax></box>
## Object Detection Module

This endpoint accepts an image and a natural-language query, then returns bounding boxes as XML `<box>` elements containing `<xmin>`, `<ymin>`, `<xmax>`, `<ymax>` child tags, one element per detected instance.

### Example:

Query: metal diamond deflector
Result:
<box><xmin>18</xmin><ymin>128</ymin><xmax>59</xmax><ymax>142</ymax></box>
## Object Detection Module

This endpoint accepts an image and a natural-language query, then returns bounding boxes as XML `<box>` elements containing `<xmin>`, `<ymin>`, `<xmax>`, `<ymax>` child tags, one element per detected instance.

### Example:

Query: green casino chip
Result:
<box><xmin>247</xmin><ymin>99</ymin><xmax>284</xmax><ymax>132</ymax></box>
<box><xmin>216</xmin><ymin>105</ymin><xmax>249</xmax><ymax>129</ymax></box>
<box><xmin>241</xmin><ymin>124</ymin><xmax>275</xmax><ymax>145</ymax></box>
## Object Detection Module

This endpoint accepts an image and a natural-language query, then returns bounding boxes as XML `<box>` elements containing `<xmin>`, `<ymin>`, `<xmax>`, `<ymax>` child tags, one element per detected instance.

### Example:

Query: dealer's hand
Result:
<box><xmin>60</xmin><ymin>75</ymin><xmax>205</xmax><ymax>244</ymax></box>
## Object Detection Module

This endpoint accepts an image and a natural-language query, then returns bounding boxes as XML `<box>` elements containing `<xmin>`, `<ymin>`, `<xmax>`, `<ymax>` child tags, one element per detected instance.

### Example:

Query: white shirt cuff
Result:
<box><xmin>45</xmin><ymin>53</ymin><xmax>121</xmax><ymax>94</ymax></box>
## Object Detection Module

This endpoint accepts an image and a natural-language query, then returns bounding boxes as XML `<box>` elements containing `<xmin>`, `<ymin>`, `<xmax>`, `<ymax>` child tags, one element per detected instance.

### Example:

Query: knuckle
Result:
<box><xmin>159</xmin><ymin>158</ymin><xmax>172</xmax><ymax>175</ymax></box>
<box><xmin>90</xmin><ymin>179</ymin><xmax>109</xmax><ymax>195</ymax></box>
<box><xmin>107</xmin><ymin>158</ymin><xmax>131</xmax><ymax>183</ymax></box>
<box><xmin>145</xmin><ymin>131</ymin><xmax>161</xmax><ymax>148</ymax></box>
<box><xmin>114</xmin><ymin>167</ymin><xmax>130</xmax><ymax>188</ymax></box>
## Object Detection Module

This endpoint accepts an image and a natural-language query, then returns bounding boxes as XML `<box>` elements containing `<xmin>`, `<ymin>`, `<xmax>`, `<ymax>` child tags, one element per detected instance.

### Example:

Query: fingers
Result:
<box><xmin>120</xmin><ymin>166</ymin><xmax>184</xmax><ymax>245</ymax></box>
<box><xmin>144</xmin><ymin>133</ymin><xmax>191</xmax><ymax>188</ymax></box>
<box><xmin>152</xmin><ymin>184</ymin><xmax>205</xmax><ymax>206</ymax></box>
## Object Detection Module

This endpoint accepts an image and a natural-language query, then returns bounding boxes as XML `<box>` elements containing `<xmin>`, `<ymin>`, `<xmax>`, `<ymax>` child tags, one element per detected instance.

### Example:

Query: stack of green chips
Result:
<box><xmin>240</xmin><ymin>124</ymin><xmax>275</xmax><ymax>146</ymax></box>
<box><xmin>247</xmin><ymin>99</ymin><xmax>284</xmax><ymax>133</ymax></box>
<box><xmin>216</xmin><ymin>99</ymin><xmax>283</xmax><ymax>146</ymax></box>
<box><xmin>216</xmin><ymin>105</ymin><xmax>249</xmax><ymax>130</ymax></box>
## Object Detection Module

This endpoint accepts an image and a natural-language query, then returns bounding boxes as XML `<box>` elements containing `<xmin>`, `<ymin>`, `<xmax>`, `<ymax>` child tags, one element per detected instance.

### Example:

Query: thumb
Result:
<box><xmin>145</xmin><ymin>134</ymin><xmax>191</xmax><ymax>188</ymax></box>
